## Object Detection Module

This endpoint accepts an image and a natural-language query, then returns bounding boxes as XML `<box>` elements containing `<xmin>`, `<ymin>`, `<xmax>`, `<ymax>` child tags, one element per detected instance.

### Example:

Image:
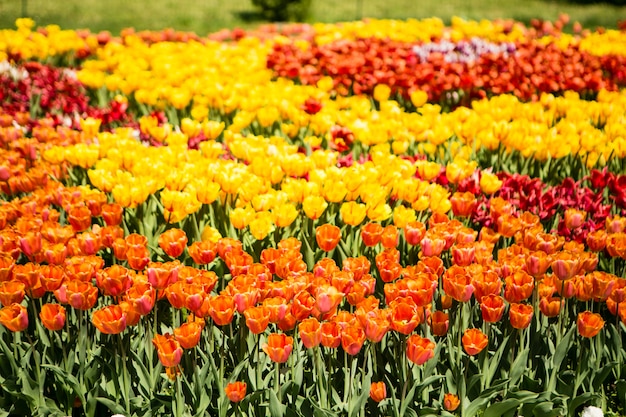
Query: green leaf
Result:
<box><xmin>464</xmin><ymin>380</ymin><xmax>507</xmax><ymax>417</ymax></box>
<box><xmin>348</xmin><ymin>375</ymin><xmax>370</xmax><ymax>417</ymax></box>
<box><xmin>531</xmin><ymin>402</ymin><xmax>562</xmax><ymax>417</ymax></box>
<box><xmin>509</xmin><ymin>348</ymin><xmax>529</xmax><ymax>387</ymax></box>
<box><xmin>483</xmin><ymin>399</ymin><xmax>520</xmax><ymax>417</ymax></box>
<box><xmin>553</xmin><ymin>326</ymin><xmax>575</xmax><ymax>371</ymax></box>
<box><xmin>567</xmin><ymin>392</ymin><xmax>600</xmax><ymax>417</ymax></box>
<box><xmin>269</xmin><ymin>389</ymin><xmax>285</xmax><ymax>417</ymax></box>
<box><xmin>96</xmin><ymin>397</ymin><xmax>127</xmax><ymax>414</ymax></box>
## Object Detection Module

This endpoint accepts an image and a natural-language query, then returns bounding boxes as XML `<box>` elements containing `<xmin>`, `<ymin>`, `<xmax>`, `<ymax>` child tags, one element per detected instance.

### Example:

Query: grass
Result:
<box><xmin>0</xmin><ymin>0</ymin><xmax>624</xmax><ymax>35</ymax></box>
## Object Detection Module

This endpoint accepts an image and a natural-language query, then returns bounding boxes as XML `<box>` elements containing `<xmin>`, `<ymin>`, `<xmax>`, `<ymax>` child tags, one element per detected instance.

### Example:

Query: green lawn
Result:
<box><xmin>0</xmin><ymin>0</ymin><xmax>624</xmax><ymax>35</ymax></box>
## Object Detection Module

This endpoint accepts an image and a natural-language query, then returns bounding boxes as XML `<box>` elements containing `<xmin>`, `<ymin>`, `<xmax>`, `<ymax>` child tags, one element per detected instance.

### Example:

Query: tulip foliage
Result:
<box><xmin>1</xmin><ymin>15</ymin><xmax>626</xmax><ymax>417</ymax></box>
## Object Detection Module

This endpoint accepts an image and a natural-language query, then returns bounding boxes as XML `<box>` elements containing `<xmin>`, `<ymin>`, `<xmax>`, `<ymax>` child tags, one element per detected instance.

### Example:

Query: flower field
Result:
<box><xmin>1</xmin><ymin>14</ymin><xmax>626</xmax><ymax>417</ymax></box>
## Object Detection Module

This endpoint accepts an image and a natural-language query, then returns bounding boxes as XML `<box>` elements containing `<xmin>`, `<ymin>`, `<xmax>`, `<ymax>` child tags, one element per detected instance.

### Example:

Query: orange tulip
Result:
<box><xmin>450</xmin><ymin>191</ymin><xmax>477</xmax><ymax>218</ymax></box>
<box><xmin>174</xmin><ymin>321</ymin><xmax>203</xmax><ymax>349</ymax></box>
<box><xmin>577</xmin><ymin>311</ymin><xmax>604</xmax><ymax>338</ymax></box>
<box><xmin>277</xmin><ymin>306</ymin><xmax>297</xmax><ymax>332</ymax></box>
<box><xmin>68</xmin><ymin>205</ymin><xmax>92</xmax><ymax>232</ymax></box>
<box><xmin>125</xmin><ymin>281</ymin><xmax>156</xmax><ymax>315</ymax></box>
<box><xmin>39</xmin><ymin>303</ymin><xmax>66</xmax><ymax>331</ymax></box>
<box><xmin>96</xmin><ymin>265</ymin><xmax>132</xmax><ymax>297</ymax></box>
<box><xmin>586</xmin><ymin>229</ymin><xmax>607</xmax><ymax>252</ymax></box>
<box><xmin>443</xmin><ymin>266</ymin><xmax>474</xmax><ymax>303</ymax></box>
<box><xmin>321</xmin><ymin>320</ymin><xmax>342</xmax><ymax>348</ymax></box>
<box><xmin>389</xmin><ymin>297</ymin><xmax>421</xmax><ymax>335</ymax></box>
<box><xmin>127</xmin><ymin>246</ymin><xmax>150</xmax><ymax>270</ymax></box>
<box><xmin>61</xmin><ymin>279</ymin><xmax>98</xmax><ymax>310</ymax></box>
<box><xmin>480</xmin><ymin>294</ymin><xmax>506</xmax><ymax>323</ymax></box>
<box><xmin>153</xmin><ymin>333</ymin><xmax>183</xmax><ymax>367</ymax></box>
<box><xmin>381</xmin><ymin>225</ymin><xmax>398</xmax><ymax>249</ymax></box>
<box><xmin>363</xmin><ymin>309</ymin><xmax>390</xmax><ymax>343</ymax></box>
<box><xmin>146</xmin><ymin>261</ymin><xmax>180</xmax><ymax>290</ymax></box>
<box><xmin>208</xmin><ymin>294</ymin><xmax>235</xmax><ymax>326</ymax></box>
<box><xmin>244</xmin><ymin>305</ymin><xmax>271</xmax><ymax>335</ymax></box>
<box><xmin>292</xmin><ymin>290</ymin><xmax>315</xmax><ymax>321</ymax></box>
<box><xmin>224</xmin><ymin>381</ymin><xmax>247</xmax><ymax>403</ymax></box>
<box><xmin>118</xmin><ymin>300</ymin><xmax>141</xmax><ymax>326</ymax></box>
<box><xmin>263</xmin><ymin>333</ymin><xmax>293</xmax><ymax>363</ymax></box>
<box><xmin>462</xmin><ymin>328</ymin><xmax>488</xmax><ymax>356</ymax></box>
<box><xmin>428</xmin><ymin>310</ymin><xmax>449</xmax><ymax>336</ymax></box>
<box><xmin>539</xmin><ymin>296</ymin><xmax>563</xmax><ymax>318</ymax></box>
<box><xmin>101</xmin><ymin>203</ymin><xmax>123</xmax><ymax>226</ymax></box>
<box><xmin>451</xmin><ymin>243</ymin><xmax>476</xmax><ymax>267</ymax></box>
<box><xmin>406</xmin><ymin>334</ymin><xmax>435</xmax><ymax>365</ymax></box>
<box><xmin>314</xmin><ymin>285</ymin><xmax>344</xmax><ymax>314</ymax></box>
<box><xmin>0</xmin><ymin>303</ymin><xmax>28</xmax><ymax>332</ymax></box>
<box><xmin>503</xmin><ymin>271</ymin><xmax>534</xmax><ymax>303</ymax></box>
<box><xmin>298</xmin><ymin>317</ymin><xmax>322</xmax><ymax>349</ymax></box>
<box><xmin>188</xmin><ymin>240</ymin><xmax>217</xmax><ymax>265</ymax></box>
<box><xmin>0</xmin><ymin>280</ymin><xmax>25</xmax><ymax>306</ymax></box>
<box><xmin>158</xmin><ymin>228</ymin><xmax>188</xmax><ymax>259</ymax></box>
<box><xmin>404</xmin><ymin>221</ymin><xmax>426</xmax><ymax>246</ymax></box>
<box><xmin>508</xmin><ymin>303</ymin><xmax>533</xmax><ymax>329</ymax></box>
<box><xmin>92</xmin><ymin>304</ymin><xmax>127</xmax><ymax>334</ymax></box>
<box><xmin>341</xmin><ymin>324</ymin><xmax>366</xmax><ymax>355</ymax></box>
<box><xmin>443</xmin><ymin>393</ymin><xmax>461</xmax><ymax>411</ymax></box>
<box><xmin>361</xmin><ymin>222</ymin><xmax>383</xmax><ymax>247</ymax></box>
<box><xmin>316</xmin><ymin>224</ymin><xmax>341</xmax><ymax>252</ymax></box>
<box><xmin>472</xmin><ymin>270</ymin><xmax>502</xmax><ymax>303</ymax></box>
<box><xmin>551</xmin><ymin>251</ymin><xmax>580</xmax><ymax>280</ymax></box>
<box><xmin>370</xmin><ymin>381</ymin><xmax>386</xmax><ymax>403</ymax></box>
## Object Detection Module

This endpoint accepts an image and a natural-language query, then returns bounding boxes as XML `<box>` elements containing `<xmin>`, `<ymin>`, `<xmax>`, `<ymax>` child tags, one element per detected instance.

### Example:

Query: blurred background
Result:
<box><xmin>0</xmin><ymin>0</ymin><xmax>624</xmax><ymax>35</ymax></box>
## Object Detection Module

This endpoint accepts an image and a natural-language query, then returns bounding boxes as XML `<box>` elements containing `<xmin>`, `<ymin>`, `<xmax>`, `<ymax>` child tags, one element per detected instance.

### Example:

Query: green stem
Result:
<box><xmin>118</xmin><ymin>334</ymin><xmax>131</xmax><ymax>415</ymax></box>
<box><xmin>275</xmin><ymin>361</ymin><xmax>282</xmax><ymax>403</ymax></box>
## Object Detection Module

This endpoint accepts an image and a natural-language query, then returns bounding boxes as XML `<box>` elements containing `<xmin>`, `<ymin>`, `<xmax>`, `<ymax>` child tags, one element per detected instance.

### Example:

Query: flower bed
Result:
<box><xmin>0</xmin><ymin>16</ymin><xmax>625</xmax><ymax>417</ymax></box>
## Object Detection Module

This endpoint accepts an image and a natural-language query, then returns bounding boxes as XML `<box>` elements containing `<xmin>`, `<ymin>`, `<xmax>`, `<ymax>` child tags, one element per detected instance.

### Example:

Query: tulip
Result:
<box><xmin>101</xmin><ymin>203</ymin><xmax>123</xmax><ymax>226</ymax></box>
<box><xmin>298</xmin><ymin>317</ymin><xmax>322</xmax><ymax>349</ymax></box>
<box><xmin>361</xmin><ymin>222</ymin><xmax>383</xmax><ymax>247</ymax></box>
<box><xmin>188</xmin><ymin>240</ymin><xmax>217</xmax><ymax>265</ymax></box>
<box><xmin>381</xmin><ymin>225</ymin><xmax>398</xmax><ymax>248</ymax></box>
<box><xmin>263</xmin><ymin>333</ymin><xmax>293</xmax><ymax>363</ymax></box>
<box><xmin>153</xmin><ymin>333</ymin><xmax>183</xmax><ymax>367</ymax></box>
<box><xmin>462</xmin><ymin>328</ymin><xmax>488</xmax><ymax>356</ymax></box>
<box><xmin>315</xmin><ymin>224</ymin><xmax>342</xmax><ymax>252</ymax></box>
<box><xmin>428</xmin><ymin>310</ymin><xmax>449</xmax><ymax>336</ymax></box>
<box><xmin>39</xmin><ymin>303</ymin><xmax>66</xmax><ymax>331</ymax></box>
<box><xmin>480</xmin><ymin>294</ymin><xmax>506</xmax><ymax>323</ymax></box>
<box><xmin>577</xmin><ymin>311</ymin><xmax>604</xmax><ymax>338</ymax></box>
<box><xmin>320</xmin><ymin>321</ymin><xmax>342</xmax><ymax>348</ymax></box>
<box><xmin>208</xmin><ymin>294</ymin><xmax>235</xmax><ymax>326</ymax></box>
<box><xmin>146</xmin><ymin>261</ymin><xmax>180</xmax><ymax>290</ymax></box>
<box><xmin>341</xmin><ymin>324</ymin><xmax>366</xmax><ymax>355</ymax></box>
<box><xmin>118</xmin><ymin>300</ymin><xmax>141</xmax><ymax>326</ymax></box>
<box><xmin>243</xmin><ymin>305</ymin><xmax>271</xmax><ymax>335</ymax></box>
<box><xmin>96</xmin><ymin>265</ymin><xmax>132</xmax><ymax>297</ymax></box>
<box><xmin>224</xmin><ymin>381</ymin><xmax>247</xmax><ymax>403</ymax></box>
<box><xmin>63</xmin><ymin>280</ymin><xmax>99</xmax><ymax>310</ymax></box>
<box><xmin>443</xmin><ymin>393</ymin><xmax>461</xmax><ymax>411</ymax></box>
<box><xmin>363</xmin><ymin>309</ymin><xmax>390</xmax><ymax>343</ymax></box>
<box><xmin>174</xmin><ymin>321</ymin><xmax>203</xmax><ymax>349</ymax></box>
<box><xmin>370</xmin><ymin>381</ymin><xmax>386</xmax><ymax>403</ymax></box>
<box><xmin>158</xmin><ymin>228</ymin><xmax>188</xmax><ymax>259</ymax></box>
<box><xmin>68</xmin><ymin>205</ymin><xmax>92</xmax><ymax>232</ymax></box>
<box><xmin>450</xmin><ymin>191</ymin><xmax>477</xmax><ymax>217</ymax></box>
<box><xmin>0</xmin><ymin>280</ymin><xmax>26</xmax><ymax>306</ymax></box>
<box><xmin>92</xmin><ymin>304</ymin><xmax>127</xmax><ymax>335</ymax></box>
<box><xmin>406</xmin><ymin>334</ymin><xmax>436</xmax><ymax>365</ymax></box>
<box><xmin>125</xmin><ymin>281</ymin><xmax>156</xmax><ymax>315</ymax></box>
<box><xmin>551</xmin><ymin>251</ymin><xmax>580</xmax><ymax>280</ymax></box>
<box><xmin>539</xmin><ymin>296</ymin><xmax>563</xmax><ymax>318</ymax></box>
<box><xmin>0</xmin><ymin>303</ymin><xmax>28</xmax><ymax>332</ymax></box>
<box><xmin>503</xmin><ymin>271</ymin><xmax>534</xmax><ymax>303</ymax></box>
<box><xmin>389</xmin><ymin>298</ymin><xmax>421</xmax><ymax>335</ymax></box>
